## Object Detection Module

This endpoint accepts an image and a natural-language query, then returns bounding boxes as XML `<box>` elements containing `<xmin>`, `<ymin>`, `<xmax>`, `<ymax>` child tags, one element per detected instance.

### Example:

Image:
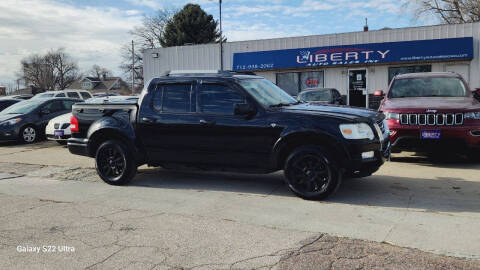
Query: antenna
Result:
<box><xmin>364</xmin><ymin>18</ymin><xmax>369</xmax><ymax>32</ymax></box>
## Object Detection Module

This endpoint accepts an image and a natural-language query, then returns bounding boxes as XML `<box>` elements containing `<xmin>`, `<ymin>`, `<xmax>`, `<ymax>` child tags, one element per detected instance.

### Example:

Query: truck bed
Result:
<box><xmin>71</xmin><ymin>103</ymin><xmax>138</xmax><ymax>139</ymax></box>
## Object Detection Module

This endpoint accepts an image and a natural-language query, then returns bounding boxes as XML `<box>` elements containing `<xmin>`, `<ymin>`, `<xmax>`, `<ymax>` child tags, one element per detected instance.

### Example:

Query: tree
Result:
<box><xmin>411</xmin><ymin>0</ymin><xmax>480</xmax><ymax>23</ymax></box>
<box><xmin>20</xmin><ymin>48</ymin><xmax>79</xmax><ymax>91</ymax></box>
<box><xmin>88</xmin><ymin>64</ymin><xmax>112</xmax><ymax>79</ymax></box>
<box><xmin>46</xmin><ymin>48</ymin><xmax>79</xmax><ymax>90</ymax></box>
<box><xmin>160</xmin><ymin>4</ymin><xmax>221</xmax><ymax>47</ymax></box>
<box><xmin>130</xmin><ymin>9</ymin><xmax>176</xmax><ymax>49</ymax></box>
<box><xmin>119</xmin><ymin>43</ymin><xmax>144</xmax><ymax>91</ymax></box>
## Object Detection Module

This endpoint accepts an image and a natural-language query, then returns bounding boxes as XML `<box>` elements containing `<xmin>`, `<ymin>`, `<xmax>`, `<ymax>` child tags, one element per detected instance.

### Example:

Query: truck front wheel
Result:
<box><xmin>95</xmin><ymin>140</ymin><xmax>137</xmax><ymax>185</ymax></box>
<box><xmin>284</xmin><ymin>146</ymin><xmax>342</xmax><ymax>200</ymax></box>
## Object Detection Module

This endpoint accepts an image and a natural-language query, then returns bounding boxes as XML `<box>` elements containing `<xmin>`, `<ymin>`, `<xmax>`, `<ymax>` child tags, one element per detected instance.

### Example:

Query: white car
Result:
<box><xmin>45</xmin><ymin>113</ymin><xmax>72</xmax><ymax>144</ymax></box>
<box><xmin>34</xmin><ymin>90</ymin><xmax>92</xmax><ymax>100</ymax></box>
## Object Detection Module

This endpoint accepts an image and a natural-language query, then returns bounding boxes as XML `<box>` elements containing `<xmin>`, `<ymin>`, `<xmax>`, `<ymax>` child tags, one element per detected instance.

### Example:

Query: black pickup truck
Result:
<box><xmin>68</xmin><ymin>71</ymin><xmax>390</xmax><ymax>200</ymax></box>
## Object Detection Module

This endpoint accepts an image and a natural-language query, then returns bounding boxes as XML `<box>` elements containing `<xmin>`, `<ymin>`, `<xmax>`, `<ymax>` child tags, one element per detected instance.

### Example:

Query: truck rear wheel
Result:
<box><xmin>284</xmin><ymin>146</ymin><xmax>342</xmax><ymax>200</ymax></box>
<box><xmin>95</xmin><ymin>140</ymin><xmax>136</xmax><ymax>185</ymax></box>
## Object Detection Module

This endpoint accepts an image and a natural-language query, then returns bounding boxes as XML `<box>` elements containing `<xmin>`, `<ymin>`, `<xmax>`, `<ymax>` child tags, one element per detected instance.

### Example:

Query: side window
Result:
<box><xmin>199</xmin><ymin>84</ymin><xmax>246</xmax><ymax>115</ymax></box>
<box><xmin>62</xmin><ymin>101</ymin><xmax>76</xmax><ymax>110</ymax></box>
<box><xmin>56</xmin><ymin>93</ymin><xmax>65</xmax><ymax>97</ymax></box>
<box><xmin>80</xmin><ymin>92</ymin><xmax>92</xmax><ymax>99</ymax></box>
<box><xmin>152</xmin><ymin>84</ymin><xmax>194</xmax><ymax>113</ymax></box>
<box><xmin>43</xmin><ymin>101</ymin><xmax>64</xmax><ymax>113</ymax></box>
<box><xmin>67</xmin><ymin>92</ymin><xmax>80</xmax><ymax>98</ymax></box>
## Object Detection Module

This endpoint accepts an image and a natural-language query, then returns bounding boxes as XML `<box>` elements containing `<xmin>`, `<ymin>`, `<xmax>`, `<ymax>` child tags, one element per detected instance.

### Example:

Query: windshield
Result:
<box><xmin>298</xmin><ymin>90</ymin><xmax>331</xmax><ymax>102</ymax></box>
<box><xmin>0</xmin><ymin>100</ymin><xmax>41</xmax><ymax>114</ymax></box>
<box><xmin>34</xmin><ymin>93</ymin><xmax>54</xmax><ymax>99</ymax></box>
<box><xmin>389</xmin><ymin>77</ymin><xmax>468</xmax><ymax>98</ymax></box>
<box><xmin>238</xmin><ymin>78</ymin><xmax>298</xmax><ymax>107</ymax></box>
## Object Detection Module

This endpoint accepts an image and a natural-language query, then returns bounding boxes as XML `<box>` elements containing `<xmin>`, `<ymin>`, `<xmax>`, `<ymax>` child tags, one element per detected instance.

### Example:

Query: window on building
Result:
<box><xmin>388</xmin><ymin>65</ymin><xmax>432</xmax><ymax>84</ymax></box>
<box><xmin>276</xmin><ymin>71</ymin><xmax>324</xmax><ymax>96</ymax></box>
<box><xmin>152</xmin><ymin>84</ymin><xmax>194</xmax><ymax>113</ymax></box>
<box><xmin>199</xmin><ymin>84</ymin><xmax>246</xmax><ymax>115</ymax></box>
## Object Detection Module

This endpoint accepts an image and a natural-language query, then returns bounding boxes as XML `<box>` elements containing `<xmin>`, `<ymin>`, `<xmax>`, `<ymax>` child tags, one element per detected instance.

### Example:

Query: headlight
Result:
<box><xmin>464</xmin><ymin>112</ymin><xmax>480</xmax><ymax>120</ymax></box>
<box><xmin>339</xmin><ymin>123</ymin><xmax>375</xmax><ymax>140</ymax></box>
<box><xmin>0</xmin><ymin>118</ymin><xmax>22</xmax><ymax>126</ymax></box>
<box><xmin>383</xmin><ymin>112</ymin><xmax>399</xmax><ymax>120</ymax></box>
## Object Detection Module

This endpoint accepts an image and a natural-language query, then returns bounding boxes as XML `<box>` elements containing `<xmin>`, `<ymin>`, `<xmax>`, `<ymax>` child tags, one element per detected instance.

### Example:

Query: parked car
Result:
<box><xmin>0</xmin><ymin>98</ymin><xmax>80</xmax><ymax>143</ymax></box>
<box><xmin>1</xmin><ymin>94</ymin><xmax>33</xmax><ymax>100</ymax></box>
<box><xmin>0</xmin><ymin>98</ymin><xmax>21</xmax><ymax>112</ymax></box>
<box><xmin>378</xmin><ymin>72</ymin><xmax>480</xmax><ymax>158</ymax></box>
<box><xmin>33</xmin><ymin>90</ymin><xmax>92</xmax><ymax>100</ymax></box>
<box><xmin>45</xmin><ymin>113</ymin><xmax>72</xmax><ymax>144</ymax></box>
<box><xmin>67</xmin><ymin>71</ymin><xmax>390</xmax><ymax>200</ymax></box>
<box><xmin>297</xmin><ymin>88</ymin><xmax>345</xmax><ymax>105</ymax></box>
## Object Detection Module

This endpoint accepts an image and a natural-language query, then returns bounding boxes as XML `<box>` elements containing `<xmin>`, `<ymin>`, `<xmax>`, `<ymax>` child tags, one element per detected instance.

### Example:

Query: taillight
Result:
<box><xmin>70</xmin><ymin>115</ymin><xmax>79</xmax><ymax>132</ymax></box>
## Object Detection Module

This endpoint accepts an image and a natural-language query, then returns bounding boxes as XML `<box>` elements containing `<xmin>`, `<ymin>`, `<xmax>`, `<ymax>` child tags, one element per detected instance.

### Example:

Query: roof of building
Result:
<box><xmin>68</xmin><ymin>76</ymin><xmax>127</xmax><ymax>92</ymax></box>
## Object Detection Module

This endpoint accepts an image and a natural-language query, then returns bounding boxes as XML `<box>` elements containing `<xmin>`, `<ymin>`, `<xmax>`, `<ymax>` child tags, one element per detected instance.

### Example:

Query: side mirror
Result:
<box><xmin>373</xmin><ymin>90</ymin><xmax>384</xmax><ymax>97</ymax></box>
<box><xmin>234</xmin><ymin>103</ymin><xmax>256</xmax><ymax>117</ymax></box>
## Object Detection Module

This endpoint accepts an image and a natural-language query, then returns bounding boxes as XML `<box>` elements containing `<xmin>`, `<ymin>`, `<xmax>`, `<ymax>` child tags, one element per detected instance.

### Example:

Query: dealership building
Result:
<box><xmin>143</xmin><ymin>22</ymin><xmax>480</xmax><ymax>108</ymax></box>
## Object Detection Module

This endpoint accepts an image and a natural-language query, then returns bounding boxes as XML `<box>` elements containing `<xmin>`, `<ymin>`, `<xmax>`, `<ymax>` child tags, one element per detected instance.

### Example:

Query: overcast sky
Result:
<box><xmin>0</xmin><ymin>0</ymin><xmax>433</xmax><ymax>88</ymax></box>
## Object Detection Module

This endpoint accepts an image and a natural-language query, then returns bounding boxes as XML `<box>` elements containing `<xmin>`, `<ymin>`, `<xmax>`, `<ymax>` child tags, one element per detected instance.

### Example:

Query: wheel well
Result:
<box><xmin>88</xmin><ymin>130</ymin><xmax>133</xmax><ymax>158</ymax></box>
<box><xmin>276</xmin><ymin>134</ymin><xmax>347</xmax><ymax>169</ymax></box>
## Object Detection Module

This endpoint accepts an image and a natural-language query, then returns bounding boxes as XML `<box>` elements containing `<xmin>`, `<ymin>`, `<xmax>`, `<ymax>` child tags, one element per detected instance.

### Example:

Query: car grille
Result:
<box><xmin>54</xmin><ymin>123</ymin><xmax>60</xmax><ymax>129</ymax></box>
<box><xmin>399</xmin><ymin>113</ymin><xmax>463</xmax><ymax>126</ymax></box>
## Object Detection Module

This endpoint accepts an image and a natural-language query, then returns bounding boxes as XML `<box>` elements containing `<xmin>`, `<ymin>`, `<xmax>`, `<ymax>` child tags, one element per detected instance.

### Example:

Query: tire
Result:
<box><xmin>284</xmin><ymin>146</ymin><xmax>342</xmax><ymax>200</ymax></box>
<box><xmin>466</xmin><ymin>150</ymin><xmax>480</xmax><ymax>162</ymax></box>
<box><xmin>19</xmin><ymin>125</ymin><xmax>38</xmax><ymax>144</ymax></box>
<box><xmin>95</xmin><ymin>140</ymin><xmax>137</xmax><ymax>185</ymax></box>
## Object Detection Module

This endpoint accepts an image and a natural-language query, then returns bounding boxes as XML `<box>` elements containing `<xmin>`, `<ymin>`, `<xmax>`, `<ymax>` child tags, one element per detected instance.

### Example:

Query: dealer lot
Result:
<box><xmin>0</xmin><ymin>141</ymin><xmax>480</xmax><ymax>269</ymax></box>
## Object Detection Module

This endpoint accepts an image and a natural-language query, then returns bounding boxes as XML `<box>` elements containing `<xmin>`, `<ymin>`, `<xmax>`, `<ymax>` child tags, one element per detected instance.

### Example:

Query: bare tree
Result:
<box><xmin>20</xmin><ymin>49</ymin><xmax>79</xmax><ymax>91</ymax></box>
<box><xmin>88</xmin><ymin>64</ymin><xmax>112</xmax><ymax>79</ymax></box>
<box><xmin>20</xmin><ymin>54</ymin><xmax>55</xmax><ymax>91</ymax></box>
<box><xmin>120</xmin><ymin>8</ymin><xmax>175</xmax><ymax>89</ymax></box>
<box><xmin>130</xmin><ymin>9</ymin><xmax>176</xmax><ymax>49</ymax></box>
<box><xmin>46</xmin><ymin>48</ymin><xmax>80</xmax><ymax>90</ymax></box>
<box><xmin>119</xmin><ymin>43</ymin><xmax>144</xmax><ymax>90</ymax></box>
<box><xmin>411</xmin><ymin>0</ymin><xmax>480</xmax><ymax>23</ymax></box>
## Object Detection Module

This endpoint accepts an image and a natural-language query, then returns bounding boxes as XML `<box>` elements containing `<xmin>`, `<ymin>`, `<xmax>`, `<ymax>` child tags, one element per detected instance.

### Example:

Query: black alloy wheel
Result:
<box><xmin>95</xmin><ymin>140</ymin><xmax>136</xmax><ymax>185</ymax></box>
<box><xmin>284</xmin><ymin>146</ymin><xmax>341</xmax><ymax>200</ymax></box>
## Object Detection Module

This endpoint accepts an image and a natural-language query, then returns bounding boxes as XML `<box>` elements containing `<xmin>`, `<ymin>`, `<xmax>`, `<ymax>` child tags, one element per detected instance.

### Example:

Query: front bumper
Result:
<box><xmin>343</xmin><ymin>132</ymin><xmax>391</xmax><ymax>175</ymax></box>
<box><xmin>67</xmin><ymin>137</ymin><xmax>90</xmax><ymax>157</ymax></box>
<box><xmin>388</xmin><ymin>121</ymin><xmax>480</xmax><ymax>151</ymax></box>
<box><xmin>0</xmin><ymin>125</ymin><xmax>20</xmax><ymax>141</ymax></box>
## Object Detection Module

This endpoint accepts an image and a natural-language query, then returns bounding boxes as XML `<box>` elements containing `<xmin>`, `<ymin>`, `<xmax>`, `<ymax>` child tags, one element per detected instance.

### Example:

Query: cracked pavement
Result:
<box><xmin>1</xmin><ymin>141</ymin><xmax>480</xmax><ymax>269</ymax></box>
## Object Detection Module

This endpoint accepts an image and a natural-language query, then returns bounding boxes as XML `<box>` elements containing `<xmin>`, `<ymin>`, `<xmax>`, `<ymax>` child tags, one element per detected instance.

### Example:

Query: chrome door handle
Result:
<box><xmin>199</xmin><ymin>119</ymin><xmax>215</xmax><ymax>125</ymax></box>
<box><xmin>142</xmin><ymin>117</ymin><xmax>154</xmax><ymax>123</ymax></box>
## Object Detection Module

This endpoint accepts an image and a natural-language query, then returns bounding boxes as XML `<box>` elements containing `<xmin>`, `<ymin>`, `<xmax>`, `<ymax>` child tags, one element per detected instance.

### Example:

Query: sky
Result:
<box><xmin>0</xmin><ymin>0</ymin><xmax>436</xmax><ymax>89</ymax></box>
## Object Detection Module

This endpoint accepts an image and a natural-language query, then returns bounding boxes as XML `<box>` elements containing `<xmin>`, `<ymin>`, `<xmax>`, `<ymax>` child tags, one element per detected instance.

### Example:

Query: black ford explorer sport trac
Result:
<box><xmin>67</xmin><ymin>71</ymin><xmax>390</xmax><ymax>200</ymax></box>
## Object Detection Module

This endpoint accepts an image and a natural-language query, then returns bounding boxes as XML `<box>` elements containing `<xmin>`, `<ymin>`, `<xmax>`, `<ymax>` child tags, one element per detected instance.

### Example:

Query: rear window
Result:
<box><xmin>56</xmin><ymin>93</ymin><xmax>66</xmax><ymax>97</ymax></box>
<box><xmin>389</xmin><ymin>77</ymin><xmax>467</xmax><ymax>98</ymax></box>
<box><xmin>67</xmin><ymin>92</ymin><xmax>80</xmax><ymax>98</ymax></box>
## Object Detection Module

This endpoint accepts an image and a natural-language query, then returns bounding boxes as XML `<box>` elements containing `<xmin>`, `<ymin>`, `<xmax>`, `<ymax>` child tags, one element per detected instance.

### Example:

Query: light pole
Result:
<box><xmin>131</xmin><ymin>40</ymin><xmax>135</xmax><ymax>95</ymax></box>
<box><xmin>219</xmin><ymin>0</ymin><xmax>223</xmax><ymax>71</ymax></box>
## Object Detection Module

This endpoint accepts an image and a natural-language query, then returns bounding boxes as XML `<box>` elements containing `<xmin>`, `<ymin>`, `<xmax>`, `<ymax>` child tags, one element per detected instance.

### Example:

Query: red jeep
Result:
<box><xmin>378</xmin><ymin>72</ymin><xmax>480</xmax><ymax>157</ymax></box>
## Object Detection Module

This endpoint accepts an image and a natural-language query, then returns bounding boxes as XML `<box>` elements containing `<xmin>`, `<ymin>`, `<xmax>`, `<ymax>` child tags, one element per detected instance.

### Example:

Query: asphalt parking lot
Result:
<box><xmin>1</xmin><ymin>141</ymin><xmax>480</xmax><ymax>269</ymax></box>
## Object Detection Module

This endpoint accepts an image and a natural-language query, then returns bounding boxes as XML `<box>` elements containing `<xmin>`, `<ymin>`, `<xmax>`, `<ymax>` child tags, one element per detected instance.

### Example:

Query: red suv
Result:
<box><xmin>378</xmin><ymin>72</ymin><xmax>480</xmax><ymax>157</ymax></box>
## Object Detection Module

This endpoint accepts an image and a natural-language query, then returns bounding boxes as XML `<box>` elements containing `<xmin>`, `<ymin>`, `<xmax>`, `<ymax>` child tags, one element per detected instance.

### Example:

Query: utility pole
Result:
<box><xmin>219</xmin><ymin>0</ymin><xmax>223</xmax><ymax>71</ymax></box>
<box><xmin>131</xmin><ymin>40</ymin><xmax>135</xmax><ymax>95</ymax></box>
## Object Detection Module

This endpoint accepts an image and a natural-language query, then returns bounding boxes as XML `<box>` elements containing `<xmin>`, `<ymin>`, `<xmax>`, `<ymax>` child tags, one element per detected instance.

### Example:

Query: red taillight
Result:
<box><xmin>70</xmin><ymin>115</ymin><xmax>79</xmax><ymax>132</ymax></box>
